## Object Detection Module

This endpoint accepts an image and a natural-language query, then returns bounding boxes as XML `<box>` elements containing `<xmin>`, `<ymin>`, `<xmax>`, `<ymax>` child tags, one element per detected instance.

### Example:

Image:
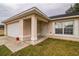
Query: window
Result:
<box><xmin>64</xmin><ymin>21</ymin><xmax>73</xmax><ymax>35</ymax></box>
<box><xmin>55</xmin><ymin>21</ymin><xmax>73</xmax><ymax>35</ymax></box>
<box><xmin>55</xmin><ymin>22</ymin><xmax>63</xmax><ymax>34</ymax></box>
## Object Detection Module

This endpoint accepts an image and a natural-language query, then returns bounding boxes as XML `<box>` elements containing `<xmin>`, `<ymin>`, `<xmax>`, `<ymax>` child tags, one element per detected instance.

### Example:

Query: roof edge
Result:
<box><xmin>50</xmin><ymin>15</ymin><xmax>79</xmax><ymax>21</ymax></box>
<box><xmin>2</xmin><ymin>7</ymin><xmax>49</xmax><ymax>23</ymax></box>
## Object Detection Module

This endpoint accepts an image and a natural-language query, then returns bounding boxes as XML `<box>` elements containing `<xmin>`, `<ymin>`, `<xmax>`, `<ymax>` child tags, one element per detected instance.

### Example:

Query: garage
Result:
<box><xmin>7</xmin><ymin>22</ymin><xmax>20</xmax><ymax>37</ymax></box>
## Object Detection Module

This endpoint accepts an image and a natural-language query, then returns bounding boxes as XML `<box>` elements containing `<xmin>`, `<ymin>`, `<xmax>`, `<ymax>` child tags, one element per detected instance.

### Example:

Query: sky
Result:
<box><xmin>0</xmin><ymin>3</ymin><xmax>73</xmax><ymax>24</ymax></box>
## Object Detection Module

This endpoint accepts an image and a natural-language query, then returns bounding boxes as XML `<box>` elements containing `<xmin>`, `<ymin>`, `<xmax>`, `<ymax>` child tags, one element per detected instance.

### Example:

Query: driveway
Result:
<box><xmin>0</xmin><ymin>36</ymin><xmax>30</xmax><ymax>53</ymax></box>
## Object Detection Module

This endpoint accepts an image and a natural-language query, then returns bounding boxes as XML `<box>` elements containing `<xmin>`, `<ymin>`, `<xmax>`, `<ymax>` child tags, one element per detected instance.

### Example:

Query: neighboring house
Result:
<box><xmin>2</xmin><ymin>7</ymin><xmax>79</xmax><ymax>44</ymax></box>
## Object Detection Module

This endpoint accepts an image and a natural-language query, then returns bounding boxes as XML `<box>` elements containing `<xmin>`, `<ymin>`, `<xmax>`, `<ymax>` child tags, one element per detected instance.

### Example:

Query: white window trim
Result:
<box><xmin>54</xmin><ymin>20</ymin><xmax>74</xmax><ymax>35</ymax></box>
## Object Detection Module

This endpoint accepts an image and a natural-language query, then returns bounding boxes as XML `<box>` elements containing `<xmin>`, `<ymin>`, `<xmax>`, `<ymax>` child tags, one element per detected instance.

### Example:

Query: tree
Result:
<box><xmin>66</xmin><ymin>3</ymin><xmax>79</xmax><ymax>14</ymax></box>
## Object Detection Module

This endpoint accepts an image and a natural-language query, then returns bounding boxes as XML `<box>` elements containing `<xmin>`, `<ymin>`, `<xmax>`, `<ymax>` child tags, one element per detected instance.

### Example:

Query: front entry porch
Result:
<box><xmin>19</xmin><ymin>14</ymin><xmax>48</xmax><ymax>44</ymax></box>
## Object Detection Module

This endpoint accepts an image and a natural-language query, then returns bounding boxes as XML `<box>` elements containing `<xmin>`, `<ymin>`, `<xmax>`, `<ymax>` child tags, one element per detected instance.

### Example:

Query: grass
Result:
<box><xmin>0</xmin><ymin>45</ymin><xmax>12</xmax><ymax>56</ymax></box>
<box><xmin>1</xmin><ymin>38</ymin><xmax>79</xmax><ymax>56</ymax></box>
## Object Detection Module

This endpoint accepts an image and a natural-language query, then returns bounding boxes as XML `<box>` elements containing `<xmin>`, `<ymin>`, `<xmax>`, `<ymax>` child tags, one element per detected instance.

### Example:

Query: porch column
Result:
<box><xmin>19</xmin><ymin>19</ymin><xmax>24</xmax><ymax>41</ymax></box>
<box><xmin>31</xmin><ymin>15</ymin><xmax>37</xmax><ymax>42</ymax></box>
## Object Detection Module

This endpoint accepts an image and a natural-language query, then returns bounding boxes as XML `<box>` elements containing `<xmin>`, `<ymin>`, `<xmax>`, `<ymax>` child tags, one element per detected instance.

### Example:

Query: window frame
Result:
<box><xmin>54</xmin><ymin>20</ymin><xmax>74</xmax><ymax>35</ymax></box>
<box><xmin>55</xmin><ymin>22</ymin><xmax>63</xmax><ymax>34</ymax></box>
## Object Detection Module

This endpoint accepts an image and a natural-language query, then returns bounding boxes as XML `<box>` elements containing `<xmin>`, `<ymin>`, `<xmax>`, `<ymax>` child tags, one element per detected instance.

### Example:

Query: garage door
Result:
<box><xmin>7</xmin><ymin>22</ymin><xmax>20</xmax><ymax>37</ymax></box>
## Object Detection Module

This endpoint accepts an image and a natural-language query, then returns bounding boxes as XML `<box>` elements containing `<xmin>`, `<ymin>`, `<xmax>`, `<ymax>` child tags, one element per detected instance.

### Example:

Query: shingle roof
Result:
<box><xmin>49</xmin><ymin>13</ymin><xmax>79</xmax><ymax>19</ymax></box>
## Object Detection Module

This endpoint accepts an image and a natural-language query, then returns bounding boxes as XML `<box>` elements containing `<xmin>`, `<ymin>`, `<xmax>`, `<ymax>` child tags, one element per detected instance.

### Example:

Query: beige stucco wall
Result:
<box><xmin>41</xmin><ymin>22</ymin><xmax>48</xmax><ymax>36</ymax></box>
<box><xmin>48</xmin><ymin>21</ymin><xmax>54</xmax><ymax>35</ymax></box>
<box><xmin>49</xmin><ymin>35</ymin><xmax>79</xmax><ymax>42</ymax></box>
<box><xmin>37</xmin><ymin>21</ymin><xmax>41</xmax><ymax>35</ymax></box>
<box><xmin>48</xmin><ymin>18</ymin><xmax>79</xmax><ymax>42</ymax></box>
<box><xmin>23</xmin><ymin>19</ymin><xmax>31</xmax><ymax>37</ymax></box>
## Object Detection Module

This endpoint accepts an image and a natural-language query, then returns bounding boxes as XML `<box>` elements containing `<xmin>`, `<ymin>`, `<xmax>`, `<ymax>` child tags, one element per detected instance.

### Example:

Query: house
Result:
<box><xmin>2</xmin><ymin>7</ymin><xmax>79</xmax><ymax>44</ymax></box>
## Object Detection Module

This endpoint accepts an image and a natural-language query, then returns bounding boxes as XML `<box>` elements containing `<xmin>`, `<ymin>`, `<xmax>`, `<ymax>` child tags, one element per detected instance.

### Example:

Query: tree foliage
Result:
<box><xmin>66</xmin><ymin>3</ymin><xmax>79</xmax><ymax>14</ymax></box>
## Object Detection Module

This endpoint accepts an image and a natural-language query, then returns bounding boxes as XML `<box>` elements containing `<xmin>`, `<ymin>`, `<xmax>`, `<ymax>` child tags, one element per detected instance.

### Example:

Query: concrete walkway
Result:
<box><xmin>0</xmin><ymin>36</ymin><xmax>47</xmax><ymax>53</ymax></box>
<box><xmin>0</xmin><ymin>36</ymin><xmax>30</xmax><ymax>53</ymax></box>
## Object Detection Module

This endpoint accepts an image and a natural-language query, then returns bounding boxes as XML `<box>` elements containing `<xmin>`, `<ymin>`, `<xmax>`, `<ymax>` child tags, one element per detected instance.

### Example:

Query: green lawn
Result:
<box><xmin>0</xmin><ymin>45</ymin><xmax>12</xmax><ymax>56</ymax></box>
<box><xmin>1</xmin><ymin>38</ymin><xmax>79</xmax><ymax>56</ymax></box>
